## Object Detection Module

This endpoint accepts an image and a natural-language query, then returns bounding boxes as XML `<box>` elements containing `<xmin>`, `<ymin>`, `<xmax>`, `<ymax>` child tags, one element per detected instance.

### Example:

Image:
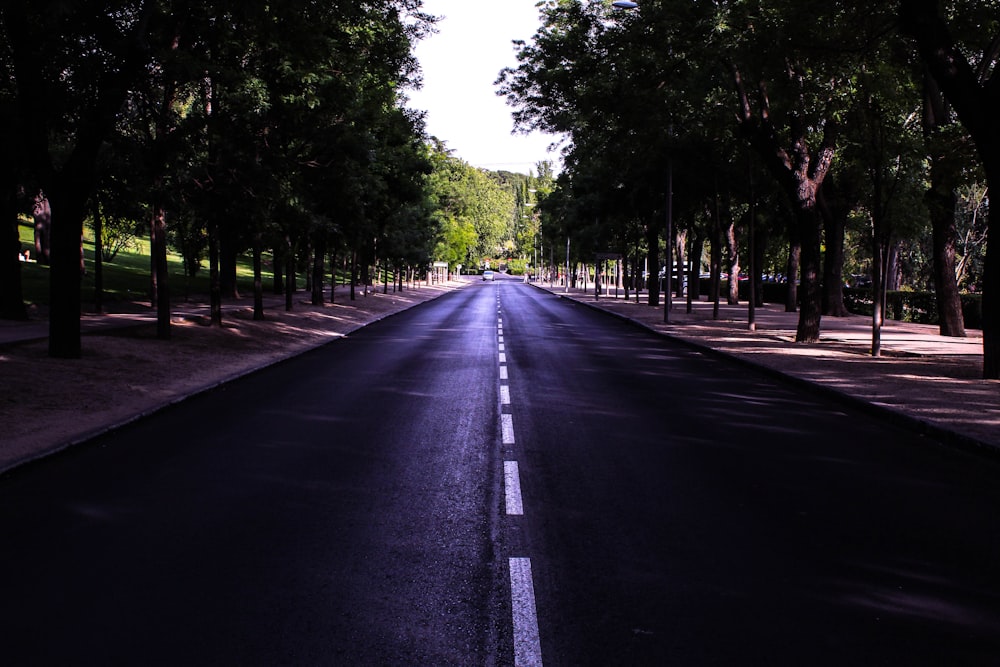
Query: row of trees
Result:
<box><xmin>1</xmin><ymin>1</ymin><xmax>441</xmax><ymax>357</ymax></box>
<box><xmin>498</xmin><ymin>0</ymin><xmax>999</xmax><ymax>377</ymax></box>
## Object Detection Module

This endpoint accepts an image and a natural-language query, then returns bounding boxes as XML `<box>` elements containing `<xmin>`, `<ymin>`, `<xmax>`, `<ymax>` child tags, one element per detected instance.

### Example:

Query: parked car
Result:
<box><xmin>483</xmin><ymin>270</ymin><xmax>495</xmax><ymax>281</ymax></box>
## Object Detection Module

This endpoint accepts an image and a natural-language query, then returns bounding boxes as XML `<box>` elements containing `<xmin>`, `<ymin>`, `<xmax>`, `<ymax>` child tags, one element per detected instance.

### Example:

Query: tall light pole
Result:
<box><xmin>565</xmin><ymin>236</ymin><xmax>571</xmax><ymax>293</ymax></box>
<box><xmin>664</xmin><ymin>147</ymin><xmax>673</xmax><ymax>323</ymax></box>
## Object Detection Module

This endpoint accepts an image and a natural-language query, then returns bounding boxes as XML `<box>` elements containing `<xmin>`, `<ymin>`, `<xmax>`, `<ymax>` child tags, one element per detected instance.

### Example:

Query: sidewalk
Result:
<box><xmin>535</xmin><ymin>283</ymin><xmax>999</xmax><ymax>455</ymax></box>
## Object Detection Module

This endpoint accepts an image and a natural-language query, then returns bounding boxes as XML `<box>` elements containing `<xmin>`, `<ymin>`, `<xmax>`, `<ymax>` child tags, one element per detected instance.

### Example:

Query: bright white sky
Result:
<box><xmin>406</xmin><ymin>0</ymin><xmax>563</xmax><ymax>175</ymax></box>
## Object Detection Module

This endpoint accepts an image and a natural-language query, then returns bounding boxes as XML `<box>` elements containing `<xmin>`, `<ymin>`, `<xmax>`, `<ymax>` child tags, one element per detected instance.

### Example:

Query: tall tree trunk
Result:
<box><xmin>284</xmin><ymin>234</ymin><xmax>294</xmax><ymax>312</ymax></box>
<box><xmin>253</xmin><ymin>234</ymin><xmax>264</xmax><ymax>321</ymax></box>
<box><xmin>219</xmin><ymin>225</ymin><xmax>239</xmax><ymax>299</ymax></box>
<box><xmin>871</xmin><ymin>227</ymin><xmax>892</xmax><ymax>357</ymax></box>
<box><xmin>645</xmin><ymin>220</ymin><xmax>659</xmax><ymax>307</ymax></box>
<box><xmin>753</xmin><ymin>223</ymin><xmax>767</xmax><ymax>307</ymax></box>
<box><xmin>982</xmin><ymin>163</ymin><xmax>1000</xmax><ymax>378</ymax></box>
<box><xmin>32</xmin><ymin>192</ymin><xmax>50</xmax><ymax>265</ymax></box>
<box><xmin>46</xmin><ymin>185</ymin><xmax>87</xmax><ymax>358</ymax></box>
<box><xmin>723</xmin><ymin>209</ymin><xmax>740</xmax><ymax>305</ymax></box>
<box><xmin>901</xmin><ymin>0</ymin><xmax>999</xmax><ymax>375</ymax></box>
<box><xmin>350</xmin><ymin>249</ymin><xmax>357</xmax><ymax>301</ymax></box>
<box><xmin>735</xmin><ymin>68</ymin><xmax>834</xmax><ymax>341</ymax></box>
<box><xmin>312</xmin><ymin>235</ymin><xmax>326</xmax><ymax>306</ymax></box>
<box><xmin>6</xmin><ymin>3</ymin><xmax>151</xmax><ymax>356</ymax></box>
<box><xmin>1</xmin><ymin>183</ymin><xmax>28</xmax><ymax>320</ymax></box>
<box><xmin>272</xmin><ymin>245</ymin><xmax>284</xmax><ymax>295</ymax></box>
<box><xmin>674</xmin><ymin>229</ymin><xmax>686</xmax><ymax>300</ymax></box>
<box><xmin>92</xmin><ymin>198</ymin><xmax>103</xmax><ymax>315</ymax></box>
<box><xmin>795</xmin><ymin>207</ymin><xmax>824</xmax><ymax>343</ymax></box>
<box><xmin>150</xmin><ymin>202</ymin><xmax>170</xmax><ymax>339</ymax></box>
<box><xmin>709</xmin><ymin>203</ymin><xmax>723</xmax><ymax>319</ymax></box>
<box><xmin>785</xmin><ymin>220</ymin><xmax>801</xmax><ymax>313</ymax></box>
<box><xmin>688</xmin><ymin>229</ymin><xmax>704</xmax><ymax>308</ymax></box>
<box><xmin>329</xmin><ymin>248</ymin><xmax>337</xmax><ymax>304</ymax></box>
<box><xmin>818</xmin><ymin>177</ymin><xmax>850</xmax><ymax>317</ymax></box>
<box><xmin>209</xmin><ymin>219</ymin><xmax>222</xmax><ymax>326</ymax></box>
<box><xmin>923</xmin><ymin>72</ymin><xmax>966</xmax><ymax>336</ymax></box>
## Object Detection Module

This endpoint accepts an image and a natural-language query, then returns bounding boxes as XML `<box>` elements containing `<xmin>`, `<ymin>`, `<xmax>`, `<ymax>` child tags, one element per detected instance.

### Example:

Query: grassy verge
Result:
<box><xmin>16</xmin><ymin>220</ymin><xmax>285</xmax><ymax>308</ymax></box>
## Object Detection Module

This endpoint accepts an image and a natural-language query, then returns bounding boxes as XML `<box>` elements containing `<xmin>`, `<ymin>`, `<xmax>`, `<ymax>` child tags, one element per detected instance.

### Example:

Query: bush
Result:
<box><xmin>506</xmin><ymin>259</ymin><xmax>527</xmax><ymax>276</ymax></box>
<box><xmin>844</xmin><ymin>287</ymin><xmax>982</xmax><ymax>330</ymax></box>
<box><xmin>701</xmin><ymin>280</ymin><xmax>982</xmax><ymax>331</ymax></box>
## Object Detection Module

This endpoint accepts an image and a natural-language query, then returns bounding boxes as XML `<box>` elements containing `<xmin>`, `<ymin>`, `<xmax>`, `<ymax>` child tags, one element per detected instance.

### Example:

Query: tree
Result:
<box><xmin>900</xmin><ymin>0</ymin><xmax>1000</xmax><ymax>377</ymax></box>
<box><xmin>425</xmin><ymin>142</ymin><xmax>515</xmax><ymax>269</ymax></box>
<box><xmin>727</xmin><ymin>0</ymin><xmax>881</xmax><ymax>342</ymax></box>
<box><xmin>3</xmin><ymin>2</ymin><xmax>159</xmax><ymax>357</ymax></box>
<box><xmin>922</xmin><ymin>71</ymin><xmax>970</xmax><ymax>337</ymax></box>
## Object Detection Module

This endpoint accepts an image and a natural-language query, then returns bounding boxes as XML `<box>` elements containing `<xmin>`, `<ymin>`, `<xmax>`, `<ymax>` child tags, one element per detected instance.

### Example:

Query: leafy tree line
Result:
<box><xmin>427</xmin><ymin>139</ymin><xmax>555</xmax><ymax>274</ymax></box>
<box><xmin>0</xmin><ymin>0</ymin><xmax>441</xmax><ymax>356</ymax></box>
<box><xmin>498</xmin><ymin>0</ymin><xmax>999</xmax><ymax>378</ymax></box>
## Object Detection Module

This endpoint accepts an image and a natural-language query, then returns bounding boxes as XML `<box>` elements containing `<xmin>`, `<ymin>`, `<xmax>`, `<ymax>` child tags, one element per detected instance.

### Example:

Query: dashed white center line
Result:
<box><xmin>509</xmin><ymin>557</ymin><xmax>543</xmax><ymax>667</ymax></box>
<box><xmin>504</xmin><ymin>460</ymin><xmax>524</xmax><ymax>515</ymax></box>
<box><xmin>501</xmin><ymin>413</ymin><xmax>515</xmax><ymax>445</ymax></box>
<box><xmin>497</xmin><ymin>295</ymin><xmax>544</xmax><ymax>666</ymax></box>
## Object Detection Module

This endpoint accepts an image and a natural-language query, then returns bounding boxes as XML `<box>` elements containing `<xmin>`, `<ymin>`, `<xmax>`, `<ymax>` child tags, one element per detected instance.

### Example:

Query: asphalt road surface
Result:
<box><xmin>2</xmin><ymin>277</ymin><xmax>999</xmax><ymax>665</ymax></box>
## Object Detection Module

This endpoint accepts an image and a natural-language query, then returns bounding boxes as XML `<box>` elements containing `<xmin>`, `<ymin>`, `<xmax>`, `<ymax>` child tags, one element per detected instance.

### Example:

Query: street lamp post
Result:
<box><xmin>565</xmin><ymin>237</ymin><xmax>571</xmax><ymax>293</ymax></box>
<box><xmin>664</xmin><ymin>151</ymin><xmax>673</xmax><ymax>324</ymax></box>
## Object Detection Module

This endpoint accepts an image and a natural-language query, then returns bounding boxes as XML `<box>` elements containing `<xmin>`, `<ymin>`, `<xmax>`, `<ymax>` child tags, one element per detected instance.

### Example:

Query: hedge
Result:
<box><xmin>703</xmin><ymin>278</ymin><xmax>983</xmax><ymax>331</ymax></box>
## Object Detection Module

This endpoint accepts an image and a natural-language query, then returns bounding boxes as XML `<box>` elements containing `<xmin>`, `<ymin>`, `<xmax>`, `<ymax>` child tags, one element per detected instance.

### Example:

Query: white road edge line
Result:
<box><xmin>509</xmin><ymin>557</ymin><xmax>544</xmax><ymax>667</ymax></box>
<box><xmin>504</xmin><ymin>460</ymin><xmax>524</xmax><ymax>515</ymax></box>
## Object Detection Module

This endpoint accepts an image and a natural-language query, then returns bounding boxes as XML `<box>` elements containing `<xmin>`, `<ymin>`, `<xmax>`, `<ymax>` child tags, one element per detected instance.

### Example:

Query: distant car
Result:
<box><xmin>482</xmin><ymin>270</ymin><xmax>495</xmax><ymax>281</ymax></box>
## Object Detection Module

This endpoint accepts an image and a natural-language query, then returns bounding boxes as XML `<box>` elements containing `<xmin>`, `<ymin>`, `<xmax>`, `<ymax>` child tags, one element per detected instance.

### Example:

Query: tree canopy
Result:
<box><xmin>499</xmin><ymin>0</ymin><xmax>999</xmax><ymax>377</ymax></box>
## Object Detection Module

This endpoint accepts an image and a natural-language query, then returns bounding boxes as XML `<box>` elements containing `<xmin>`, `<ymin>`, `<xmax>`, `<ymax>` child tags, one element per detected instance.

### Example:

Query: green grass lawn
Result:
<box><xmin>17</xmin><ymin>220</ymin><xmax>283</xmax><ymax>307</ymax></box>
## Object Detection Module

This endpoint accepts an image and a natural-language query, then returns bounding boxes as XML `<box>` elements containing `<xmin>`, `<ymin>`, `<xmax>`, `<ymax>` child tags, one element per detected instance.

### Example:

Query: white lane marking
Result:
<box><xmin>502</xmin><ymin>413</ymin><xmax>515</xmax><ymax>445</ymax></box>
<box><xmin>499</xmin><ymin>353</ymin><xmax>507</xmax><ymax>364</ymax></box>
<box><xmin>500</xmin><ymin>366</ymin><xmax>508</xmax><ymax>380</ymax></box>
<box><xmin>499</xmin><ymin>343</ymin><xmax>506</xmax><ymax>352</ymax></box>
<box><xmin>509</xmin><ymin>558</ymin><xmax>543</xmax><ymax>667</ymax></box>
<box><xmin>499</xmin><ymin>335</ymin><xmax>505</xmax><ymax>344</ymax></box>
<box><xmin>500</xmin><ymin>385</ymin><xmax>511</xmax><ymax>405</ymax></box>
<box><xmin>504</xmin><ymin>461</ymin><xmax>524</xmax><ymax>515</ymax></box>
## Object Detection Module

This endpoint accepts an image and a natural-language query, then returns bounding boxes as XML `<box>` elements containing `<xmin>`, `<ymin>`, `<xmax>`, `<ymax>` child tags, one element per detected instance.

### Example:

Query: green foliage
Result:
<box><xmin>506</xmin><ymin>258</ymin><xmax>528</xmax><ymax>276</ymax></box>
<box><xmin>498</xmin><ymin>0</ymin><xmax>997</xmax><ymax>322</ymax></box>
<box><xmin>425</xmin><ymin>142</ymin><xmax>517</xmax><ymax>266</ymax></box>
<box><xmin>842</xmin><ymin>287</ymin><xmax>982</xmax><ymax>329</ymax></box>
<box><xmin>16</xmin><ymin>225</ymin><xmax>268</xmax><ymax>307</ymax></box>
